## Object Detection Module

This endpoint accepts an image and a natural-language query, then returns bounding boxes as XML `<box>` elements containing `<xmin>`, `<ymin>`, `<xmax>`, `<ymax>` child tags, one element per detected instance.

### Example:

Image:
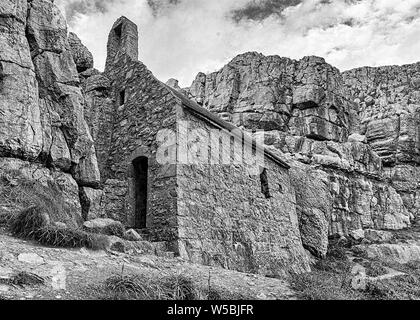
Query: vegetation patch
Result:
<box><xmin>9</xmin><ymin>205</ymin><xmax>108</xmax><ymax>250</ymax></box>
<box><xmin>291</xmin><ymin>242</ymin><xmax>420</xmax><ymax>300</ymax></box>
<box><xmin>98</xmin><ymin>273</ymin><xmax>244</xmax><ymax>300</ymax></box>
<box><xmin>365</xmin><ymin>275</ymin><xmax>420</xmax><ymax>300</ymax></box>
<box><xmin>361</xmin><ymin>260</ymin><xmax>389</xmax><ymax>278</ymax></box>
<box><xmin>290</xmin><ymin>243</ymin><xmax>363</xmax><ymax>300</ymax></box>
<box><xmin>0</xmin><ymin>169</ymin><xmax>81</xmax><ymax>228</ymax></box>
<box><xmin>10</xmin><ymin>206</ymin><xmax>49</xmax><ymax>238</ymax></box>
<box><xmin>102</xmin><ymin>274</ymin><xmax>201</xmax><ymax>300</ymax></box>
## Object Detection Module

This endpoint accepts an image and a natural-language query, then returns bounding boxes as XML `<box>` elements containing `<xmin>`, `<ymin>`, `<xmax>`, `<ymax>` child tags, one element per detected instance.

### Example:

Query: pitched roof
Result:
<box><xmin>164</xmin><ymin>84</ymin><xmax>290</xmax><ymax>170</ymax></box>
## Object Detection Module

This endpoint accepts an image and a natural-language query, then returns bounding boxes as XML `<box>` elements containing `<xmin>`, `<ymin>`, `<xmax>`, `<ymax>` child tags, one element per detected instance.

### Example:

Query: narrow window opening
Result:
<box><xmin>260</xmin><ymin>168</ymin><xmax>271</xmax><ymax>199</ymax></box>
<box><xmin>132</xmin><ymin>156</ymin><xmax>148</xmax><ymax>229</ymax></box>
<box><xmin>0</xmin><ymin>64</ymin><xmax>4</xmax><ymax>91</ymax></box>
<box><xmin>114</xmin><ymin>23</ymin><xmax>122</xmax><ymax>43</ymax></box>
<box><xmin>119</xmin><ymin>90</ymin><xmax>126</xmax><ymax>106</ymax></box>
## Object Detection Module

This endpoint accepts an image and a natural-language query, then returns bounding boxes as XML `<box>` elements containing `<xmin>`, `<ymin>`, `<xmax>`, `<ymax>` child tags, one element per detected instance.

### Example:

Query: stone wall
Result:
<box><xmin>95</xmin><ymin>18</ymin><xmax>180</xmax><ymax>240</ymax></box>
<box><xmin>176</xmin><ymin>108</ymin><xmax>310</xmax><ymax>276</ymax></box>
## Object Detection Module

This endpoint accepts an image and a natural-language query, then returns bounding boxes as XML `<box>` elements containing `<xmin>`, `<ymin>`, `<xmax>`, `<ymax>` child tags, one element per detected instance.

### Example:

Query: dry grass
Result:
<box><xmin>365</xmin><ymin>274</ymin><xmax>420</xmax><ymax>300</ymax></box>
<box><xmin>0</xmin><ymin>209</ymin><xmax>15</xmax><ymax>226</ymax></box>
<box><xmin>10</xmin><ymin>206</ymin><xmax>49</xmax><ymax>238</ymax></box>
<box><xmin>34</xmin><ymin>226</ymin><xmax>92</xmax><ymax>248</ymax></box>
<box><xmin>102</xmin><ymin>274</ymin><xmax>201</xmax><ymax>300</ymax></box>
<box><xmin>99</xmin><ymin>272</ymin><xmax>249</xmax><ymax>301</ymax></box>
<box><xmin>9</xmin><ymin>204</ymin><xmax>108</xmax><ymax>250</ymax></box>
<box><xmin>290</xmin><ymin>244</ymin><xmax>363</xmax><ymax>300</ymax></box>
<box><xmin>291</xmin><ymin>242</ymin><xmax>420</xmax><ymax>300</ymax></box>
<box><xmin>0</xmin><ymin>170</ymin><xmax>81</xmax><ymax>228</ymax></box>
<box><xmin>360</xmin><ymin>260</ymin><xmax>389</xmax><ymax>278</ymax></box>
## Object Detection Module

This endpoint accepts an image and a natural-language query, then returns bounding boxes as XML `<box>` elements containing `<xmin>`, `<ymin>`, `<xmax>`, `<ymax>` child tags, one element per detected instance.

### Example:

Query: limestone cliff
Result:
<box><xmin>187</xmin><ymin>52</ymin><xmax>420</xmax><ymax>257</ymax></box>
<box><xmin>0</xmin><ymin>0</ymin><xmax>101</xmax><ymax>225</ymax></box>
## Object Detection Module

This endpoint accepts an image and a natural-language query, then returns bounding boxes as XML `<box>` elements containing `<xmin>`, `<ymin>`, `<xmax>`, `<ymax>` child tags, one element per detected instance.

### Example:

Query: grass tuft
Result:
<box><xmin>34</xmin><ymin>226</ymin><xmax>91</xmax><ymax>248</ymax></box>
<box><xmin>0</xmin><ymin>170</ymin><xmax>82</xmax><ymax>228</ymax></box>
<box><xmin>8</xmin><ymin>205</ymin><xmax>109</xmax><ymax>251</ymax></box>
<box><xmin>102</xmin><ymin>274</ymin><xmax>202</xmax><ymax>300</ymax></box>
<box><xmin>167</xmin><ymin>275</ymin><xmax>198</xmax><ymax>300</ymax></box>
<box><xmin>10</xmin><ymin>206</ymin><xmax>49</xmax><ymax>238</ymax></box>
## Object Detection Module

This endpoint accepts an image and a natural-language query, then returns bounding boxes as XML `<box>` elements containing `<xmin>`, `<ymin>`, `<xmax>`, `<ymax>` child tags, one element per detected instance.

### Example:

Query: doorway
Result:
<box><xmin>132</xmin><ymin>156</ymin><xmax>148</xmax><ymax>229</ymax></box>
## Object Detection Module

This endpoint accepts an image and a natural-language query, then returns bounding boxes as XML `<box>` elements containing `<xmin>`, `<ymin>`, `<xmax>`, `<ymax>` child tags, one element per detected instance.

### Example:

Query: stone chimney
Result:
<box><xmin>105</xmin><ymin>16</ymin><xmax>139</xmax><ymax>73</ymax></box>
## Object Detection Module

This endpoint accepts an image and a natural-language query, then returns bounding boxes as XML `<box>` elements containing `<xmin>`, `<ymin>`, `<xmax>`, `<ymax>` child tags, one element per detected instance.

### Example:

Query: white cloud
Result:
<box><xmin>56</xmin><ymin>0</ymin><xmax>420</xmax><ymax>87</ymax></box>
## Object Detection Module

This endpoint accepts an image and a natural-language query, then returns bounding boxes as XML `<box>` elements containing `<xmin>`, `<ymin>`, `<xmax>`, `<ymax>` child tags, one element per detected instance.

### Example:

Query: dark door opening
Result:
<box><xmin>132</xmin><ymin>157</ymin><xmax>148</xmax><ymax>229</ymax></box>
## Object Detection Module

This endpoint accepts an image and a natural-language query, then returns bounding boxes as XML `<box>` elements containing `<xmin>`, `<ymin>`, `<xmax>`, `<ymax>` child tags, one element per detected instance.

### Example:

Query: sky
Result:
<box><xmin>55</xmin><ymin>0</ymin><xmax>420</xmax><ymax>87</ymax></box>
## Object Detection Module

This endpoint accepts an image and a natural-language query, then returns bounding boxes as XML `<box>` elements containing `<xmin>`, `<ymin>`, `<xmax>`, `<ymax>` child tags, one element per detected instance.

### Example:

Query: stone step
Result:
<box><xmin>156</xmin><ymin>251</ymin><xmax>175</xmax><ymax>259</ymax></box>
<box><xmin>118</xmin><ymin>230</ymin><xmax>176</xmax><ymax>258</ymax></box>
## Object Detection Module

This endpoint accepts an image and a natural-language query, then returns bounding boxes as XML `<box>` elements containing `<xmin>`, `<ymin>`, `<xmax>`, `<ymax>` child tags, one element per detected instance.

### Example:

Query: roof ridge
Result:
<box><xmin>163</xmin><ymin>83</ymin><xmax>290</xmax><ymax>169</ymax></box>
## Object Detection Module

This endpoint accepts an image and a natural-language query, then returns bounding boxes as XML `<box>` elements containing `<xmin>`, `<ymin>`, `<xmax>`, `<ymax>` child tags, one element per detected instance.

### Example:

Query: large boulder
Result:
<box><xmin>79</xmin><ymin>187</ymin><xmax>104</xmax><ymax>221</ymax></box>
<box><xmin>289</xmin><ymin>162</ymin><xmax>331</xmax><ymax>258</ymax></box>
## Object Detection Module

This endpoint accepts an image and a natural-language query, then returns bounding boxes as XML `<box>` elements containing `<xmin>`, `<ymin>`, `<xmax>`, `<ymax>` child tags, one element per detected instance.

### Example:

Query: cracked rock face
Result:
<box><xmin>343</xmin><ymin>63</ymin><xmax>420</xmax><ymax>222</ymax></box>
<box><xmin>0</xmin><ymin>0</ymin><xmax>43</xmax><ymax>160</ymax></box>
<box><xmin>343</xmin><ymin>63</ymin><xmax>420</xmax><ymax>166</ymax></box>
<box><xmin>188</xmin><ymin>52</ymin><xmax>352</xmax><ymax>143</ymax></box>
<box><xmin>0</xmin><ymin>0</ymin><xmax>101</xmax><ymax>226</ymax></box>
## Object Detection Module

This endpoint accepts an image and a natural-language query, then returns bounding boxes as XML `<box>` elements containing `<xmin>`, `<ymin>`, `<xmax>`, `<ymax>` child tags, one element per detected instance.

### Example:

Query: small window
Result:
<box><xmin>114</xmin><ymin>23</ymin><xmax>122</xmax><ymax>41</ymax></box>
<box><xmin>119</xmin><ymin>90</ymin><xmax>126</xmax><ymax>106</ymax></box>
<box><xmin>260</xmin><ymin>168</ymin><xmax>271</xmax><ymax>199</ymax></box>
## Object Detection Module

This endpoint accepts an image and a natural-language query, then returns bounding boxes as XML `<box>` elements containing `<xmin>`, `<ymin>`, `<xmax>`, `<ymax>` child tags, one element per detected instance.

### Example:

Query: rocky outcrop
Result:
<box><xmin>343</xmin><ymin>64</ymin><xmax>420</xmax><ymax>221</ymax></box>
<box><xmin>166</xmin><ymin>78</ymin><xmax>188</xmax><ymax>96</ymax></box>
<box><xmin>188</xmin><ymin>52</ymin><xmax>352</xmax><ymax>143</ymax></box>
<box><xmin>68</xmin><ymin>32</ymin><xmax>94</xmax><ymax>73</ymax></box>
<box><xmin>188</xmin><ymin>52</ymin><xmax>419</xmax><ymax>257</ymax></box>
<box><xmin>0</xmin><ymin>0</ymin><xmax>101</xmax><ymax>225</ymax></box>
<box><xmin>343</xmin><ymin>63</ymin><xmax>420</xmax><ymax>166</ymax></box>
<box><xmin>81</xmin><ymin>73</ymin><xmax>114</xmax><ymax>181</ymax></box>
<box><xmin>26</xmin><ymin>0</ymin><xmax>101</xmax><ymax>188</ymax></box>
<box><xmin>0</xmin><ymin>0</ymin><xmax>43</xmax><ymax>160</ymax></box>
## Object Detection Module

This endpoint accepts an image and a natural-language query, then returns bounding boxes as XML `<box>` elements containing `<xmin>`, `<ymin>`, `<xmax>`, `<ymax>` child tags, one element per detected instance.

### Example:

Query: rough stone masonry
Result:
<box><xmin>1</xmin><ymin>1</ymin><xmax>419</xmax><ymax>276</ymax></box>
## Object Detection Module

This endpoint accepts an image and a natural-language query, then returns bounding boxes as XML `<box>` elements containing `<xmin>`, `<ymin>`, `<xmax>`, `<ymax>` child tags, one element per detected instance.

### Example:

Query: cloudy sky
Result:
<box><xmin>56</xmin><ymin>0</ymin><xmax>420</xmax><ymax>87</ymax></box>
